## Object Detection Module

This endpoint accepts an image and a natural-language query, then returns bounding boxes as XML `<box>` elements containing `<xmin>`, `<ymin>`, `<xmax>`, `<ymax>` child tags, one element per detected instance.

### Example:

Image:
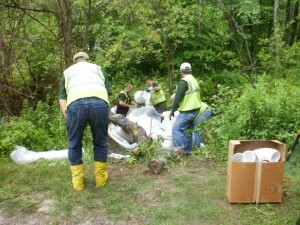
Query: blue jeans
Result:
<box><xmin>193</xmin><ymin>108</ymin><xmax>212</xmax><ymax>147</ymax></box>
<box><xmin>66</xmin><ymin>98</ymin><xmax>109</xmax><ymax>165</ymax></box>
<box><xmin>172</xmin><ymin>110</ymin><xmax>199</xmax><ymax>154</ymax></box>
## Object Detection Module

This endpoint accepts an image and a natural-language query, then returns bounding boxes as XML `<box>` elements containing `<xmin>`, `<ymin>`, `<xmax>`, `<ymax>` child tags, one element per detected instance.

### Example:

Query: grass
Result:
<box><xmin>0</xmin><ymin>147</ymin><xmax>299</xmax><ymax>225</ymax></box>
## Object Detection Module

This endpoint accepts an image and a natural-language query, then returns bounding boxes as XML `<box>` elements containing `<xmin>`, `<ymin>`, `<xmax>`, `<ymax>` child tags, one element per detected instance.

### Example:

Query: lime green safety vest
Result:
<box><xmin>150</xmin><ymin>84</ymin><xmax>166</xmax><ymax>105</ymax></box>
<box><xmin>179</xmin><ymin>75</ymin><xmax>201</xmax><ymax>111</ymax></box>
<box><xmin>199</xmin><ymin>102</ymin><xmax>208</xmax><ymax>114</ymax></box>
<box><xmin>194</xmin><ymin>102</ymin><xmax>209</xmax><ymax>122</ymax></box>
<box><xmin>119</xmin><ymin>90</ymin><xmax>130</xmax><ymax>104</ymax></box>
<box><xmin>64</xmin><ymin>62</ymin><xmax>109</xmax><ymax>107</ymax></box>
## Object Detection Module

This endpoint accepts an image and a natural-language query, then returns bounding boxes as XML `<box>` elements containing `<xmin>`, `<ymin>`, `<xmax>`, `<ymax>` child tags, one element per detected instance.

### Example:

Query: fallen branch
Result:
<box><xmin>109</xmin><ymin>112</ymin><xmax>147</xmax><ymax>144</ymax></box>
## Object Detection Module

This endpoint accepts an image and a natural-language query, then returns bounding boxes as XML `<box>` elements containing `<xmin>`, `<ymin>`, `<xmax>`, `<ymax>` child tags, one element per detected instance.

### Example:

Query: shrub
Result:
<box><xmin>0</xmin><ymin>100</ymin><xmax>68</xmax><ymax>157</ymax></box>
<box><xmin>205</xmin><ymin>74</ymin><xmax>300</xmax><ymax>160</ymax></box>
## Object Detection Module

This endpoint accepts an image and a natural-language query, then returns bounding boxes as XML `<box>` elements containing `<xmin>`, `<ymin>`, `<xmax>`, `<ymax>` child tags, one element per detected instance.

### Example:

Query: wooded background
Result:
<box><xmin>0</xmin><ymin>0</ymin><xmax>299</xmax><ymax>157</ymax></box>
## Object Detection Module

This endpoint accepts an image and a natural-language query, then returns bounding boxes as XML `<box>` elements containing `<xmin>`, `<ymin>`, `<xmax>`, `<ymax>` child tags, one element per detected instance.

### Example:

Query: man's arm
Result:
<box><xmin>58</xmin><ymin>75</ymin><xmax>67</xmax><ymax>118</ymax></box>
<box><xmin>102</xmin><ymin>69</ymin><xmax>112</xmax><ymax>95</ymax></box>
<box><xmin>118</xmin><ymin>93</ymin><xmax>130</xmax><ymax>107</ymax></box>
<box><xmin>152</xmin><ymin>82</ymin><xmax>161</xmax><ymax>91</ymax></box>
<box><xmin>59</xmin><ymin>99</ymin><xmax>67</xmax><ymax>118</ymax></box>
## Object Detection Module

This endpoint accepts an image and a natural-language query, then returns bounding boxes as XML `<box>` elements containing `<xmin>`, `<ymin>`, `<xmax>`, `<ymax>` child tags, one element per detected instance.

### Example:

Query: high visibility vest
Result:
<box><xmin>194</xmin><ymin>102</ymin><xmax>209</xmax><ymax>122</ymax></box>
<box><xmin>199</xmin><ymin>102</ymin><xmax>208</xmax><ymax>114</ymax></box>
<box><xmin>64</xmin><ymin>62</ymin><xmax>109</xmax><ymax>107</ymax></box>
<box><xmin>119</xmin><ymin>90</ymin><xmax>130</xmax><ymax>104</ymax></box>
<box><xmin>150</xmin><ymin>83</ymin><xmax>166</xmax><ymax>105</ymax></box>
<box><xmin>179</xmin><ymin>74</ymin><xmax>201</xmax><ymax>111</ymax></box>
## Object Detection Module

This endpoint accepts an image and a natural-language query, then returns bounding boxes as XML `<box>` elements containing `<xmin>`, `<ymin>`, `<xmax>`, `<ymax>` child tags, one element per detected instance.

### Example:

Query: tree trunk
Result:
<box><xmin>147</xmin><ymin>147</ymin><xmax>184</xmax><ymax>174</ymax></box>
<box><xmin>273</xmin><ymin>0</ymin><xmax>280</xmax><ymax>75</ymax></box>
<box><xmin>0</xmin><ymin>36</ymin><xmax>12</xmax><ymax>80</ymax></box>
<box><xmin>290</xmin><ymin>0</ymin><xmax>299</xmax><ymax>45</ymax></box>
<box><xmin>285</xmin><ymin>0</ymin><xmax>292</xmax><ymax>44</ymax></box>
<box><xmin>109</xmin><ymin>112</ymin><xmax>147</xmax><ymax>143</ymax></box>
<box><xmin>83</xmin><ymin>0</ymin><xmax>92</xmax><ymax>51</ymax></box>
<box><xmin>148</xmin><ymin>157</ymin><xmax>167</xmax><ymax>174</ymax></box>
<box><xmin>53</xmin><ymin>0</ymin><xmax>73</xmax><ymax>68</ymax></box>
<box><xmin>198</xmin><ymin>0</ymin><xmax>203</xmax><ymax>34</ymax></box>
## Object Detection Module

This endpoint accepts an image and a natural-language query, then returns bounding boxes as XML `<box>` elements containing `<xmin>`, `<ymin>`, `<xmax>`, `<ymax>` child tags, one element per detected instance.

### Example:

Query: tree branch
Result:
<box><xmin>0</xmin><ymin>2</ymin><xmax>54</xmax><ymax>13</ymax></box>
<box><xmin>0</xmin><ymin>82</ymin><xmax>35</xmax><ymax>99</ymax></box>
<box><xmin>8</xmin><ymin>1</ymin><xmax>59</xmax><ymax>39</ymax></box>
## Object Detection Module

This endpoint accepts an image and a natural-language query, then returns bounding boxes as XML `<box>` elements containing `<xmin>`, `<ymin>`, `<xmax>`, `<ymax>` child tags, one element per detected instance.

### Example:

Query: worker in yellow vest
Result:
<box><xmin>193</xmin><ymin>102</ymin><xmax>212</xmax><ymax>147</ymax></box>
<box><xmin>58</xmin><ymin>52</ymin><xmax>111</xmax><ymax>190</ymax></box>
<box><xmin>169</xmin><ymin>62</ymin><xmax>201</xmax><ymax>155</ymax></box>
<box><xmin>116</xmin><ymin>84</ymin><xmax>134</xmax><ymax>117</ymax></box>
<box><xmin>146</xmin><ymin>76</ymin><xmax>167</xmax><ymax>114</ymax></box>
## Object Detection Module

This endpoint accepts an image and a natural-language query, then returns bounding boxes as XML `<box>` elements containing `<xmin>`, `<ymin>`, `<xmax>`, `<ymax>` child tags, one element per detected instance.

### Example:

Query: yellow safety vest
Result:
<box><xmin>199</xmin><ymin>102</ymin><xmax>208</xmax><ymax>114</ymax></box>
<box><xmin>179</xmin><ymin>74</ymin><xmax>201</xmax><ymax>111</ymax></box>
<box><xmin>194</xmin><ymin>102</ymin><xmax>209</xmax><ymax>122</ymax></box>
<box><xmin>119</xmin><ymin>90</ymin><xmax>130</xmax><ymax>104</ymax></box>
<box><xmin>150</xmin><ymin>84</ymin><xmax>166</xmax><ymax>105</ymax></box>
<box><xmin>64</xmin><ymin>62</ymin><xmax>109</xmax><ymax>107</ymax></box>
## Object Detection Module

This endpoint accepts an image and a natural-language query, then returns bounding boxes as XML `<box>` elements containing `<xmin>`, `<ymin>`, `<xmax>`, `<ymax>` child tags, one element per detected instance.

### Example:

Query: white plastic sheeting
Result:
<box><xmin>110</xmin><ymin>90</ymin><xmax>176</xmax><ymax>149</ymax></box>
<box><xmin>10</xmin><ymin>146</ymin><xmax>82</xmax><ymax>165</ymax></box>
<box><xmin>108</xmin><ymin>124</ymin><xmax>138</xmax><ymax>149</ymax></box>
<box><xmin>109</xmin><ymin>105</ymin><xmax>179</xmax><ymax>149</ymax></box>
<box><xmin>108</xmin><ymin>153</ymin><xmax>130</xmax><ymax>159</ymax></box>
<box><xmin>133</xmin><ymin>90</ymin><xmax>151</xmax><ymax>104</ymax></box>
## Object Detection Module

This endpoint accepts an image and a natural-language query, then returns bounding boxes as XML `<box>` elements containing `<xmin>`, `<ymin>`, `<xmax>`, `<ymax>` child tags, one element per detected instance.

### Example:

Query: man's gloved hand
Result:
<box><xmin>160</xmin><ymin>115</ymin><xmax>164</xmax><ymax>123</ymax></box>
<box><xmin>145</xmin><ymin>87</ymin><xmax>153</xmax><ymax>92</ymax></box>
<box><xmin>169</xmin><ymin>111</ymin><xmax>174</xmax><ymax>121</ymax></box>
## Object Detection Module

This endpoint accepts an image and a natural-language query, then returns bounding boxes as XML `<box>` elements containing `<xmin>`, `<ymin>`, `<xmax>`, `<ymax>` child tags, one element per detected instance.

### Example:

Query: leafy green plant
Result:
<box><xmin>205</xmin><ymin>75</ymin><xmax>300</xmax><ymax>159</ymax></box>
<box><xmin>130</xmin><ymin>137</ymin><xmax>163</xmax><ymax>164</ymax></box>
<box><xmin>0</xmin><ymin>100</ymin><xmax>67</xmax><ymax>156</ymax></box>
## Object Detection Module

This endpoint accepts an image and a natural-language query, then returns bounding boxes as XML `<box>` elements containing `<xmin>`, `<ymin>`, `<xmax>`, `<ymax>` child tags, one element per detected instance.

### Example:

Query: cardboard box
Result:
<box><xmin>226</xmin><ymin>140</ymin><xmax>286</xmax><ymax>203</ymax></box>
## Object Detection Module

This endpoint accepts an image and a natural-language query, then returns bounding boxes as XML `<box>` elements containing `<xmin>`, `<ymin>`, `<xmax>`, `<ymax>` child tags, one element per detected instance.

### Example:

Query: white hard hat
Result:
<box><xmin>180</xmin><ymin>62</ymin><xmax>192</xmax><ymax>72</ymax></box>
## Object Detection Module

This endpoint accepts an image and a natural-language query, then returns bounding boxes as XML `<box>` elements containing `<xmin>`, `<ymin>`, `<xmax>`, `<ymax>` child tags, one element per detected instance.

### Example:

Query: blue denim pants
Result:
<box><xmin>66</xmin><ymin>98</ymin><xmax>109</xmax><ymax>165</ymax></box>
<box><xmin>193</xmin><ymin>108</ymin><xmax>212</xmax><ymax>147</ymax></box>
<box><xmin>172</xmin><ymin>110</ymin><xmax>199</xmax><ymax>154</ymax></box>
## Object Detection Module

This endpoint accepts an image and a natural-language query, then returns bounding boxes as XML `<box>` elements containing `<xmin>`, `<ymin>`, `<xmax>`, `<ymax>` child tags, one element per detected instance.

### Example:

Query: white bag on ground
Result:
<box><xmin>10</xmin><ymin>146</ymin><xmax>74</xmax><ymax>165</ymax></box>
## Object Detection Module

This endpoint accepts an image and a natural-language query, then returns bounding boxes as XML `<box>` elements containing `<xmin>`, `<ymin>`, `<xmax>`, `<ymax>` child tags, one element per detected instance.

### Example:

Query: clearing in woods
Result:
<box><xmin>0</xmin><ymin>142</ymin><xmax>299</xmax><ymax>225</ymax></box>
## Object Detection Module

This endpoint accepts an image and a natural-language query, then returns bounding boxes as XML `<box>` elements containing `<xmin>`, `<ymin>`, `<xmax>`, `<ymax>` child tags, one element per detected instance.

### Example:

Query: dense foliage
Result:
<box><xmin>206</xmin><ymin>73</ymin><xmax>300</xmax><ymax>159</ymax></box>
<box><xmin>0</xmin><ymin>0</ymin><xmax>299</xmax><ymax>159</ymax></box>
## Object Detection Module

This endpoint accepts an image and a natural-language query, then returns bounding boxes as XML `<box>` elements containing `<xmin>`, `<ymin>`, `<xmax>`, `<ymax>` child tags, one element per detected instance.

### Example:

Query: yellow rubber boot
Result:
<box><xmin>70</xmin><ymin>164</ymin><xmax>84</xmax><ymax>190</ymax></box>
<box><xmin>94</xmin><ymin>161</ymin><xmax>108</xmax><ymax>187</ymax></box>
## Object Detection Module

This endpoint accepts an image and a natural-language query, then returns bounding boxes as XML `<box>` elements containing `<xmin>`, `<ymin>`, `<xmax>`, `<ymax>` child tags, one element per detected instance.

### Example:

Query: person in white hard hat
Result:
<box><xmin>169</xmin><ymin>62</ymin><xmax>202</xmax><ymax>155</ymax></box>
<box><xmin>58</xmin><ymin>52</ymin><xmax>112</xmax><ymax>190</ymax></box>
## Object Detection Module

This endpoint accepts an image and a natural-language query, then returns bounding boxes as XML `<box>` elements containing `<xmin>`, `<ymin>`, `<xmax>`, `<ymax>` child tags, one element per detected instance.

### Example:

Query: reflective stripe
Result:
<box><xmin>185</xmin><ymin>80</ymin><xmax>200</xmax><ymax>95</ymax></box>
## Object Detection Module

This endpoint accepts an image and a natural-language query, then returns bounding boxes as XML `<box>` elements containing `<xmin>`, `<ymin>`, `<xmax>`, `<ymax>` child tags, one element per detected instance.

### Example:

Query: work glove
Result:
<box><xmin>160</xmin><ymin>115</ymin><xmax>164</xmax><ymax>123</ymax></box>
<box><xmin>145</xmin><ymin>87</ymin><xmax>153</xmax><ymax>92</ymax></box>
<box><xmin>169</xmin><ymin>111</ymin><xmax>174</xmax><ymax>121</ymax></box>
